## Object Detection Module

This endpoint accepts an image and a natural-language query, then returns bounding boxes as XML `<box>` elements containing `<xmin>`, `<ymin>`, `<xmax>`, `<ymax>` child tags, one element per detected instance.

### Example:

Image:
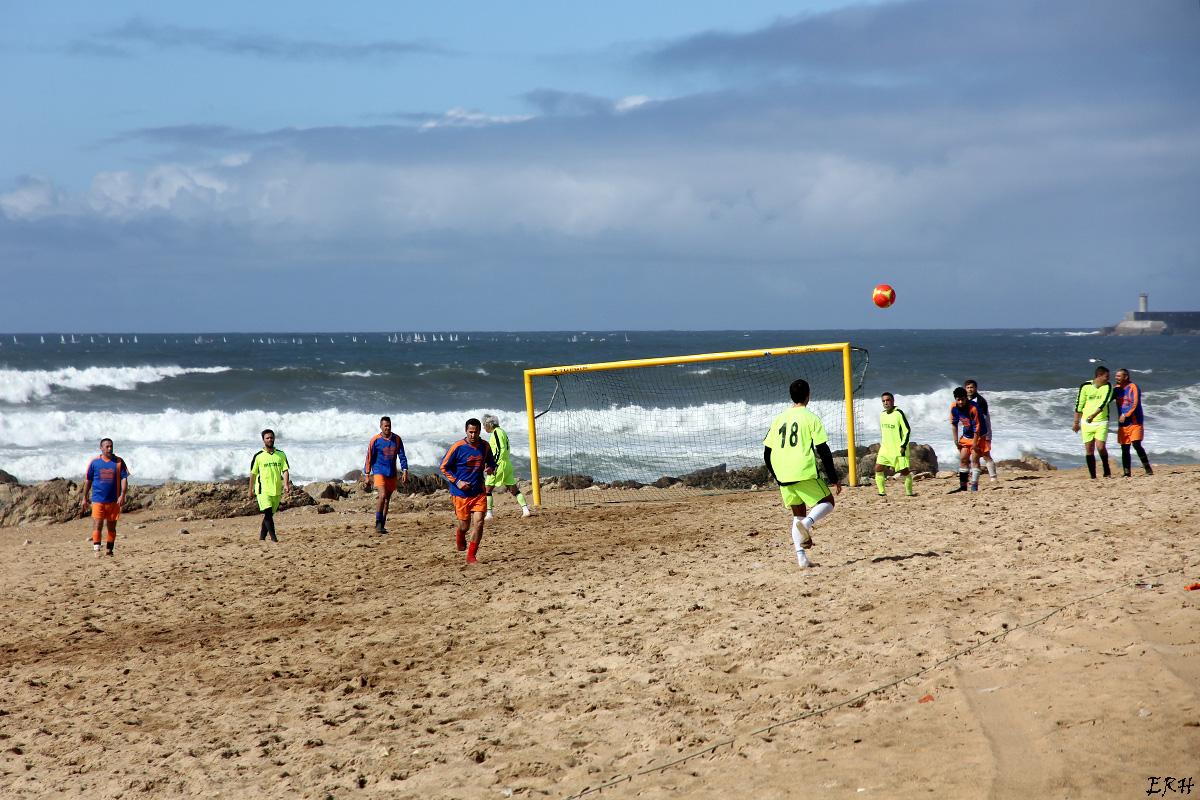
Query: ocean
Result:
<box><xmin>1</xmin><ymin>330</ymin><xmax>1197</xmax><ymax>485</ymax></box>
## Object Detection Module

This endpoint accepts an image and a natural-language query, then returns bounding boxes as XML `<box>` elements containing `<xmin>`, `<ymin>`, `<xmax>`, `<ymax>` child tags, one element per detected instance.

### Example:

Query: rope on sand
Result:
<box><xmin>564</xmin><ymin>559</ymin><xmax>1198</xmax><ymax>798</ymax></box>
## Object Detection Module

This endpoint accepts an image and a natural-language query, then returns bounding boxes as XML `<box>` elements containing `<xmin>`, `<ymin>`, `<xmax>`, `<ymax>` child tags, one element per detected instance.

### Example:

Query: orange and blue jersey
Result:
<box><xmin>1114</xmin><ymin>382</ymin><xmax>1143</xmax><ymax>427</ymax></box>
<box><xmin>365</xmin><ymin>433</ymin><xmax>407</xmax><ymax>478</ymax></box>
<box><xmin>951</xmin><ymin>402</ymin><xmax>987</xmax><ymax>440</ymax></box>
<box><xmin>441</xmin><ymin>438</ymin><xmax>496</xmax><ymax>498</ymax></box>
<box><xmin>86</xmin><ymin>456</ymin><xmax>129</xmax><ymax>504</ymax></box>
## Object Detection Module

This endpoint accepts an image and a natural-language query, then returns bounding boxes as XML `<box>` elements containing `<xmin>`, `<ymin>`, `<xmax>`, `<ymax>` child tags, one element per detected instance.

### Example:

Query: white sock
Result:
<box><xmin>970</xmin><ymin>468</ymin><xmax>980</xmax><ymax>486</ymax></box>
<box><xmin>792</xmin><ymin>515</ymin><xmax>804</xmax><ymax>533</ymax></box>
<box><xmin>791</xmin><ymin>527</ymin><xmax>805</xmax><ymax>553</ymax></box>
<box><xmin>804</xmin><ymin>501</ymin><xmax>833</xmax><ymax>528</ymax></box>
<box><xmin>985</xmin><ymin>458</ymin><xmax>997</xmax><ymax>478</ymax></box>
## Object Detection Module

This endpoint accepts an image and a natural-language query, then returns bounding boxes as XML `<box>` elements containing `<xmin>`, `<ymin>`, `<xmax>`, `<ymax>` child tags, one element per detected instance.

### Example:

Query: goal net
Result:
<box><xmin>523</xmin><ymin>343</ymin><xmax>869</xmax><ymax>505</ymax></box>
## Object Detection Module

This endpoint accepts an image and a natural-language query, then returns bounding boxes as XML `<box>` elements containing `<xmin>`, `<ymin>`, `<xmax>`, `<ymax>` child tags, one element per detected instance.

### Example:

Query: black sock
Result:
<box><xmin>1085</xmin><ymin>454</ymin><xmax>1096</xmax><ymax>478</ymax></box>
<box><xmin>261</xmin><ymin>509</ymin><xmax>273</xmax><ymax>539</ymax></box>
<box><xmin>1133</xmin><ymin>442</ymin><xmax>1151</xmax><ymax>471</ymax></box>
<box><xmin>958</xmin><ymin>470</ymin><xmax>968</xmax><ymax>489</ymax></box>
<box><xmin>1100</xmin><ymin>454</ymin><xmax>1111</xmax><ymax>477</ymax></box>
<box><xmin>1121</xmin><ymin>444</ymin><xmax>1131</xmax><ymax>473</ymax></box>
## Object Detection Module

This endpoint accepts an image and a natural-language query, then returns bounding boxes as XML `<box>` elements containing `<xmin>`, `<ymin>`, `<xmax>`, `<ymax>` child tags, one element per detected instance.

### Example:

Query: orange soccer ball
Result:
<box><xmin>872</xmin><ymin>284</ymin><xmax>895</xmax><ymax>308</ymax></box>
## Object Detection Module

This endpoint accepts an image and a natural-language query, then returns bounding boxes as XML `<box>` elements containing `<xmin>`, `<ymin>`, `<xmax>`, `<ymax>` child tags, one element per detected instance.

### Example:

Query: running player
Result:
<box><xmin>481</xmin><ymin>414</ymin><xmax>530</xmax><ymax>519</ymax></box>
<box><xmin>441</xmin><ymin>418</ymin><xmax>497</xmax><ymax>563</ymax></box>
<box><xmin>964</xmin><ymin>380</ymin><xmax>998</xmax><ymax>482</ymax></box>
<box><xmin>82</xmin><ymin>438</ymin><xmax>129</xmax><ymax>557</ymax></box>
<box><xmin>249</xmin><ymin>429</ymin><xmax>290</xmax><ymax>542</ymax></box>
<box><xmin>364</xmin><ymin>417</ymin><xmax>408</xmax><ymax>533</ymax></box>
<box><xmin>949</xmin><ymin>387</ymin><xmax>988</xmax><ymax>492</ymax></box>
<box><xmin>763</xmin><ymin>379</ymin><xmax>842</xmax><ymax>569</ymax></box>
<box><xmin>1114</xmin><ymin>368</ymin><xmax>1153</xmax><ymax>477</ymax></box>
<box><xmin>875</xmin><ymin>393</ymin><xmax>914</xmax><ymax>497</ymax></box>
<box><xmin>1072</xmin><ymin>366</ymin><xmax>1114</xmax><ymax>478</ymax></box>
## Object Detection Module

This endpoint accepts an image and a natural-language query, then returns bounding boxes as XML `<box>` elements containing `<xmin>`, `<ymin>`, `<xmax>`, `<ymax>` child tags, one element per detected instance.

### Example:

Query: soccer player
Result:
<box><xmin>1114</xmin><ymin>368</ymin><xmax>1153</xmax><ymax>477</ymax></box>
<box><xmin>441</xmin><ymin>418</ymin><xmax>497</xmax><ymax>563</ymax></box>
<box><xmin>763</xmin><ymin>379</ymin><xmax>842</xmax><ymax>569</ymax></box>
<box><xmin>364</xmin><ymin>416</ymin><xmax>408</xmax><ymax>533</ymax></box>
<box><xmin>964</xmin><ymin>380</ymin><xmax>998</xmax><ymax>482</ymax></box>
<box><xmin>249</xmin><ymin>429</ymin><xmax>290</xmax><ymax>542</ymax></box>
<box><xmin>81</xmin><ymin>438</ymin><xmax>129</xmax><ymax>557</ymax></box>
<box><xmin>875</xmin><ymin>393</ymin><xmax>914</xmax><ymax>498</ymax></box>
<box><xmin>949</xmin><ymin>387</ymin><xmax>988</xmax><ymax>492</ymax></box>
<box><xmin>1072</xmin><ymin>366</ymin><xmax>1114</xmax><ymax>478</ymax></box>
<box><xmin>481</xmin><ymin>414</ymin><xmax>530</xmax><ymax>519</ymax></box>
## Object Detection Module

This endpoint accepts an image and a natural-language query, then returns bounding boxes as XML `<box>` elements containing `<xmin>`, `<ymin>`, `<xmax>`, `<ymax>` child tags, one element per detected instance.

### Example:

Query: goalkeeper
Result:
<box><xmin>481</xmin><ymin>414</ymin><xmax>531</xmax><ymax>519</ymax></box>
<box><xmin>875</xmin><ymin>392</ymin><xmax>915</xmax><ymax>497</ymax></box>
<box><xmin>763</xmin><ymin>379</ymin><xmax>842</xmax><ymax>569</ymax></box>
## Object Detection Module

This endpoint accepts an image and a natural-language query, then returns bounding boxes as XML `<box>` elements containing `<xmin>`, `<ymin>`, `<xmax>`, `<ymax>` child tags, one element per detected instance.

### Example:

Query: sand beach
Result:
<box><xmin>1</xmin><ymin>467</ymin><xmax>1198</xmax><ymax>799</ymax></box>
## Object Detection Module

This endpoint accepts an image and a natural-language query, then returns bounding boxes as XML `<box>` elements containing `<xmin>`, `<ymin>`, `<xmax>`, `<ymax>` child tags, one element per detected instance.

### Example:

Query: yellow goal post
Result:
<box><xmin>522</xmin><ymin>342</ymin><xmax>865</xmax><ymax>506</ymax></box>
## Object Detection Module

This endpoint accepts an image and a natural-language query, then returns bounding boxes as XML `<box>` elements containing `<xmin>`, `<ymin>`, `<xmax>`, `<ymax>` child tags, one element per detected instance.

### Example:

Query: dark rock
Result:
<box><xmin>343</xmin><ymin>469</ymin><xmax>363</xmax><ymax>482</ymax></box>
<box><xmin>316</xmin><ymin>503</ymin><xmax>334</xmax><ymax>514</ymax></box>
<box><xmin>609</xmin><ymin>480</ymin><xmax>645</xmax><ymax>490</ymax></box>
<box><xmin>0</xmin><ymin>469</ymin><xmax>18</xmax><ymax>485</ymax></box>
<box><xmin>558</xmin><ymin>474</ymin><xmax>595</xmax><ymax>490</ymax></box>
<box><xmin>306</xmin><ymin>482</ymin><xmax>349</xmax><ymax>501</ymax></box>
<box><xmin>857</xmin><ymin>443</ymin><xmax>939</xmax><ymax>478</ymax></box>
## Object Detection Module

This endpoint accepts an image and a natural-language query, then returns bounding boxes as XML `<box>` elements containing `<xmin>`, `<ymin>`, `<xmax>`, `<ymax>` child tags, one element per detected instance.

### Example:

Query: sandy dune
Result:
<box><xmin>2</xmin><ymin>467</ymin><xmax>1198</xmax><ymax>799</ymax></box>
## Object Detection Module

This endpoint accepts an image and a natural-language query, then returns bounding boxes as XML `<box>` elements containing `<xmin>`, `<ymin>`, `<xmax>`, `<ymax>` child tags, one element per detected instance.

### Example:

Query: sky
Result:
<box><xmin>2</xmin><ymin>0</ymin><xmax>1198</xmax><ymax>332</ymax></box>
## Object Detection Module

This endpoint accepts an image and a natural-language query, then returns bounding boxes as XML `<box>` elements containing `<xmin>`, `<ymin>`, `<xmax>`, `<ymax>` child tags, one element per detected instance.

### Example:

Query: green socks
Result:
<box><xmin>875</xmin><ymin>471</ymin><xmax>886</xmax><ymax>495</ymax></box>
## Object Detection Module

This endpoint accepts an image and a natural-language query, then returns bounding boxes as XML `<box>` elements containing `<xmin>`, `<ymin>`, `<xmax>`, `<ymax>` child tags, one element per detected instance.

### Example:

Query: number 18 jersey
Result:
<box><xmin>763</xmin><ymin>405</ymin><xmax>828</xmax><ymax>483</ymax></box>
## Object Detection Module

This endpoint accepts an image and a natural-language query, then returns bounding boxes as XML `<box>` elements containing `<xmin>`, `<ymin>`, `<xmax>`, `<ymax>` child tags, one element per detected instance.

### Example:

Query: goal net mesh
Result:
<box><xmin>528</xmin><ymin>346</ymin><xmax>869</xmax><ymax>505</ymax></box>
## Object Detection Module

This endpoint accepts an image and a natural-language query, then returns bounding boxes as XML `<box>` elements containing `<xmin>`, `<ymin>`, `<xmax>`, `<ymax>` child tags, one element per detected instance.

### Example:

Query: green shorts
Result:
<box><xmin>485</xmin><ymin>461</ymin><xmax>516</xmax><ymax>487</ymax></box>
<box><xmin>1081</xmin><ymin>423</ymin><xmax>1109</xmax><ymax>444</ymax></box>
<box><xmin>875</xmin><ymin>451</ymin><xmax>910</xmax><ymax>471</ymax></box>
<box><xmin>780</xmin><ymin>478</ymin><xmax>831</xmax><ymax>509</ymax></box>
<box><xmin>257</xmin><ymin>493</ymin><xmax>281</xmax><ymax>513</ymax></box>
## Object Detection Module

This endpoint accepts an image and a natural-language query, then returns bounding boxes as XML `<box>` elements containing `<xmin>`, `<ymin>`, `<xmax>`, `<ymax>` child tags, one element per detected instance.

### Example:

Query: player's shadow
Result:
<box><xmin>837</xmin><ymin>550</ymin><xmax>946</xmax><ymax>567</ymax></box>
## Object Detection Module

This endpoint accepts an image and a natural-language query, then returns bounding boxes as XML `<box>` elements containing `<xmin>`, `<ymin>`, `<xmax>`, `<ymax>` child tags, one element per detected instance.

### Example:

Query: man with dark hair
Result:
<box><xmin>364</xmin><ymin>416</ymin><xmax>408</xmax><ymax>533</ymax></box>
<box><xmin>82</xmin><ymin>438</ymin><xmax>129</xmax><ymax>557</ymax></box>
<box><xmin>250</xmin><ymin>429</ymin><xmax>290</xmax><ymax>542</ymax></box>
<box><xmin>1073</xmin><ymin>366</ymin><xmax>1113</xmax><ymax>478</ymax></box>
<box><xmin>950</xmin><ymin>387</ymin><xmax>987</xmax><ymax>492</ymax></box>
<box><xmin>964</xmin><ymin>380</ymin><xmax>997</xmax><ymax>482</ymax></box>
<box><xmin>1114</xmin><ymin>368</ymin><xmax>1152</xmax><ymax>477</ymax></box>
<box><xmin>876</xmin><ymin>393</ymin><xmax>914</xmax><ymax>498</ymax></box>
<box><xmin>441</xmin><ymin>418</ymin><xmax>497</xmax><ymax>563</ymax></box>
<box><xmin>763</xmin><ymin>379</ymin><xmax>842</xmax><ymax>568</ymax></box>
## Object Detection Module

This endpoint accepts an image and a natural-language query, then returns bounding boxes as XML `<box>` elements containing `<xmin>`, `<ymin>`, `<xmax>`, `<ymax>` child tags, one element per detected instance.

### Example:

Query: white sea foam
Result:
<box><xmin>0</xmin><ymin>365</ymin><xmax>232</xmax><ymax>404</ymax></box>
<box><xmin>3</xmin><ymin>385</ymin><xmax>1197</xmax><ymax>483</ymax></box>
<box><xmin>338</xmin><ymin>370</ymin><xmax>381</xmax><ymax>377</ymax></box>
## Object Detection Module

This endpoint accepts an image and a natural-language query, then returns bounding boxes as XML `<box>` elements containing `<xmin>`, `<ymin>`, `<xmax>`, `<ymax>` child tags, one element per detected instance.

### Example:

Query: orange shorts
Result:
<box><xmin>373</xmin><ymin>474</ymin><xmax>397</xmax><ymax>493</ymax></box>
<box><xmin>452</xmin><ymin>494</ymin><xmax>487</xmax><ymax>521</ymax></box>
<box><xmin>91</xmin><ymin>502</ymin><xmax>120</xmax><ymax>522</ymax></box>
<box><xmin>959</xmin><ymin>438</ymin><xmax>991</xmax><ymax>456</ymax></box>
<box><xmin>1117</xmin><ymin>424</ymin><xmax>1143</xmax><ymax>445</ymax></box>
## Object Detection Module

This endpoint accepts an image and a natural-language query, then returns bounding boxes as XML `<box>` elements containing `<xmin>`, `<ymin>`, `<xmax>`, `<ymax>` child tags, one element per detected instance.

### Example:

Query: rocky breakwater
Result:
<box><xmin>0</xmin><ymin>478</ymin><xmax>315</xmax><ymax>528</ymax></box>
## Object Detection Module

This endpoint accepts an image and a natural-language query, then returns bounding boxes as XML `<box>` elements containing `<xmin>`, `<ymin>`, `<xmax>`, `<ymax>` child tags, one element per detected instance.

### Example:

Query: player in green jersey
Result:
<box><xmin>249</xmin><ymin>429</ymin><xmax>291</xmax><ymax>541</ymax></box>
<box><xmin>481</xmin><ymin>414</ymin><xmax>530</xmax><ymax>519</ymax></box>
<box><xmin>763</xmin><ymin>379</ymin><xmax>842</xmax><ymax>568</ymax></box>
<box><xmin>875</xmin><ymin>393</ymin><xmax>915</xmax><ymax>497</ymax></box>
<box><xmin>1072</xmin><ymin>366</ymin><xmax>1113</xmax><ymax>478</ymax></box>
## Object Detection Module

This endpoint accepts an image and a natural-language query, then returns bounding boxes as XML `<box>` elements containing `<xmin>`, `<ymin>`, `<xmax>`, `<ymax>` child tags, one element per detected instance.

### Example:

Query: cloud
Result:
<box><xmin>4</xmin><ymin>0</ymin><xmax>1198</xmax><ymax>330</ymax></box>
<box><xmin>73</xmin><ymin>16</ymin><xmax>448</xmax><ymax>61</ymax></box>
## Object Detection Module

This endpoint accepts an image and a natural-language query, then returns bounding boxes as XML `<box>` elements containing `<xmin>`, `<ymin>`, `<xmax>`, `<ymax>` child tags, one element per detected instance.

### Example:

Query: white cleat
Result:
<box><xmin>521</xmin><ymin>506</ymin><xmax>531</xmax><ymax>517</ymax></box>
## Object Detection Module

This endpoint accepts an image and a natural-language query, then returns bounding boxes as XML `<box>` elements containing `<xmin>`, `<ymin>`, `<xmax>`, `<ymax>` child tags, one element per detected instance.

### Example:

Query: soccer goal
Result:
<box><xmin>522</xmin><ymin>342</ymin><xmax>869</xmax><ymax>505</ymax></box>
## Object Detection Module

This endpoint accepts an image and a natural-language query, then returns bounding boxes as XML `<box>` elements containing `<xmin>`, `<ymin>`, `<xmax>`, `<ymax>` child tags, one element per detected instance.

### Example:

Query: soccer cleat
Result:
<box><xmin>795</xmin><ymin>549</ymin><xmax>812</xmax><ymax>568</ymax></box>
<box><xmin>456</xmin><ymin>530</ymin><xmax>466</xmax><ymax>551</ymax></box>
<box><xmin>521</xmin><ymin>506</ymin><xmax>531</xmax><ymax>517</ymax></box>
<box><xmin>484</xmin><ymin>510</ymin><xmax>494</xmax><ymax>521</ymax></box>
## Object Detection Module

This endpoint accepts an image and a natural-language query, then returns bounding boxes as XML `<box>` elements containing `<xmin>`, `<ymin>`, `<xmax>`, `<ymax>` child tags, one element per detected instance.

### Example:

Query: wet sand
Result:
<box><xmin>2</xmin><ymin>466</ymin><xmax>1198</xmax><ymax>799</ymax></box>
